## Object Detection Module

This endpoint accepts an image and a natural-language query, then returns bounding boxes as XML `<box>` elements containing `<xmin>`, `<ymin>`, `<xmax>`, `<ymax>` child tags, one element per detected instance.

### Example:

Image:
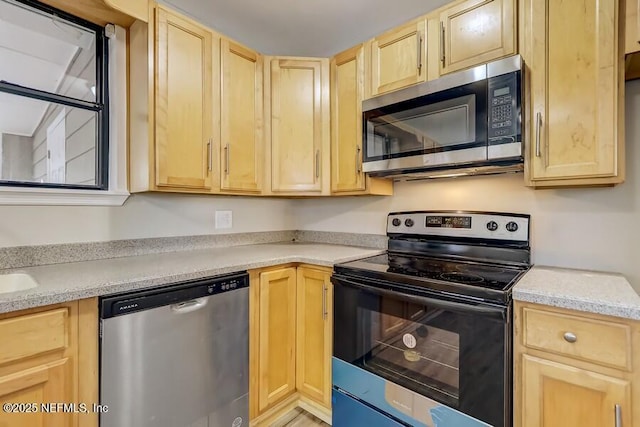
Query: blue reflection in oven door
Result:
<box><xmin>332</xmin><ymin>357</ymin><xmax>491</xmax><ymax>427</ymax></box>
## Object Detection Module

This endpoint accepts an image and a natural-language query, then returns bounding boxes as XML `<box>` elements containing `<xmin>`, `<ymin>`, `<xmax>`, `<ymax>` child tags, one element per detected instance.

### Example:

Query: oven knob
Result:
<box><xmin>392</xmin><ymin>218</ymin><xmax>401</xmax><ymax>227</ymax></box>
<box><xmin>486</xmin><ymin>221</ymin><xmax>498</xmax><ymax>231</ymax></box>
<box><xmin>404</xmin><ymin>218</ymin><xmax>414</xmax><ymax>227</ymax></box>
<box><xmin>506</xmin><ymin>221</ymin><xmax>519</xmax><ymax>232</ymax></box>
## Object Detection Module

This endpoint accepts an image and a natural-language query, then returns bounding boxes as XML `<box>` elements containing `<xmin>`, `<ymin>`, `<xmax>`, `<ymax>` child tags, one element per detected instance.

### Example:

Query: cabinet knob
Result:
<box><xmin>563</xmin><ymin>332</ymin><xmax>577</xmax><ymax>343</ymax></box>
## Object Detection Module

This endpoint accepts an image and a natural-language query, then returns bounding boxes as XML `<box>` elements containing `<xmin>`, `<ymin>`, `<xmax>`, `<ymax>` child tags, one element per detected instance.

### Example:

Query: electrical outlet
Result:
<box><xmin>215</xmin><ymin>210</ymin><xmax>233</xmax><ymax>229</ymax></box>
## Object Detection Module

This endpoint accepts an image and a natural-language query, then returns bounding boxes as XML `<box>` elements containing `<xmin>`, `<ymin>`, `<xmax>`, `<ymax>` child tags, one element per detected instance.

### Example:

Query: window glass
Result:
<box><xmin>0</xmin><ymin>92</ymin><xmax>97</xmax><ymax>186</ymax></box>
<box><xmin>0</xmin><ymin>0</ymin><xmax>107</xmax><ymax>189</ymax></box>
<box><xmin>0</xmin><ymin>0</ymin><xmax>97</xmax><ymax>101</ymax></box>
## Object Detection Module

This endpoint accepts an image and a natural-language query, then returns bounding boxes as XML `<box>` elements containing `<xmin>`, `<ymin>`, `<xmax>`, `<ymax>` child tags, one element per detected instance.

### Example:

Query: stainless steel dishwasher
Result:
<box><xmin>99</xmin><ymin>272</ymin><xmax>249</xmax><ymax>427</ymax></box>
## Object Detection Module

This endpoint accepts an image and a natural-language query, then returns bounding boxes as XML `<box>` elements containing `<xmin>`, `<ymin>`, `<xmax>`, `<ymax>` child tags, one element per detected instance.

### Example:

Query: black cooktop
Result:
<box><xmin>334</xmin><ymin>253</ymin><xmax>529</xmax><ymax>304</ymax></box>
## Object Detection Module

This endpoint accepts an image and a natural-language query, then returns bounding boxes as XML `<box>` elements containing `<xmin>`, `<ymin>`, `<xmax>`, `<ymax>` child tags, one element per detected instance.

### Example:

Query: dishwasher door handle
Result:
<box><xmin>170</xmin><ymin>298</ymin><xmax>209</xmax><ymax>314</ymax></box>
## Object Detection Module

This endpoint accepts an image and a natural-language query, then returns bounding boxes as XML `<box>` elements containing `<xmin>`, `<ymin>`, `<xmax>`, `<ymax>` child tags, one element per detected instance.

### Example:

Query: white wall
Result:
<box><xmin>1</xmin><ymin>134</ymin><xmax>32</xmax><ymax>181</ymax></box>
<box><xmin>294</xmin><ymin>80</ymin><xmax>640</xmax><ymax>291</ymax></box>
<box><xmin>0</xmin><ymin>194</ymin><xmax>294</xmax><ymax>247</ymax></box>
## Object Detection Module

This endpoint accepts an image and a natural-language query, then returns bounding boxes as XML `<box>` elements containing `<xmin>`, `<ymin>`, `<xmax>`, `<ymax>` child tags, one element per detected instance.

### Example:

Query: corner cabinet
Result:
<box><xmin>265</xmin><ymin>58</ymin><xmax>330</xmax><ymax>195</ymax></box>
<box><xmin>129</xmin><ymin>5</ymin><xmax>219</xmax><ymax>194</ymax></box>
<box><xmin>367</xmin><ymin>20</ymin><xmax>427</xmax><ymax>97</ymax></box>
<box><xmin>0</xmin><ymin>299</ymin><xmax>99</xmax><ymax>427</ymax></box>
<box><xmin>249</xmin><ymin>265</ymin><xmax>333</xmax><ymax>423</ymax></box>
<box><xmin>220</xmin><ymin>39</ymin><xmax>263</xmax><ymax>193</ymax></box>
<box><xmin>330</xmin><ymin>46</ymin><xmax>393</xmax><ymax>196</ymax></box>
<box><xmin>296</xmin><ymin>267</ymin><xmax>332</xmax><ymax>409</ymax></box>
<box><xmin>514</xmin><ymin>302</ymin><xmax>639</xmax><ymax>427</ymax></box>
<box><xmin>256</xmin><ymin>267</ymin><xmax>297</xmax><ymax>413</ymax></box>
<box><xmin>437</xmin><ymin>0</ymin><xmax>516</xmax><ymax>75</ymax></box>
<box><xmin>520</xmin><ymin>0</ymin><xmax>625</xmax><ymax>187</ymax></box>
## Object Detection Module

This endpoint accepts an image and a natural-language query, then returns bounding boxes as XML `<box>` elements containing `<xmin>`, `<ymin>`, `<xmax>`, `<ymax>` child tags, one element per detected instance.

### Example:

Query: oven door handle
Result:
<box><xmin>332</xmin><ymin>275</ymin><xmax>507</xmax><ymax>320</ymax></box>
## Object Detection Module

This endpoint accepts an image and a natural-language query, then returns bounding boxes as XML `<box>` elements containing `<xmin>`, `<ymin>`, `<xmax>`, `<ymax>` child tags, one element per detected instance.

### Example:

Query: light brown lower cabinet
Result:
<box><xmin>515</xmin><ymin>301</ymin><xmax>639</xmax><ymax>427</ymax></box>
<box><xmin>250</xmin><ymin>265</ymin><xmax>333</xmax><ymax>423</ymax></box>
<box><xmin>0</xmin><ymin>299</ymin><xmax>99</xmax><ymax>427</ymax></box>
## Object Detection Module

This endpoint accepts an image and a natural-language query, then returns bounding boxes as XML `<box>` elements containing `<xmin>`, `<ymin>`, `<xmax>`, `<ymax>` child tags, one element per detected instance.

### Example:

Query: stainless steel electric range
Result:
<box><xmin>331</xmin><ymin>211</ymin><xmax>531</xmax><ymax>427</ymax></box>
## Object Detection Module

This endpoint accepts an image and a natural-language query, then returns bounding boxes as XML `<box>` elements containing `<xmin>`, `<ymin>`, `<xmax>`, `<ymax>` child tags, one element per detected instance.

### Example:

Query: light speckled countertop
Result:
<box><xmin>0</xmin><ymin>243</ymin><xmax>383</xmax><ymax>314</ymax></box>
<box><xmin>513</xmin><ymin>266</ymin><xmax>640</xmax><ymax>320</ymax></box>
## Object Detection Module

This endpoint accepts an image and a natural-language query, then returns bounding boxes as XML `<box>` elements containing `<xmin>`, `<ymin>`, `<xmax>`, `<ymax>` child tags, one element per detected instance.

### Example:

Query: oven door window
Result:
<box><xmin>363</xmin><ymin>81</ymin><xmax>488</xmax><ymax>162</ymax></box>
<box><xmin>366</xmin><ymin>297</ymin><xmax>461</xmax><ymax>404</ymax></box>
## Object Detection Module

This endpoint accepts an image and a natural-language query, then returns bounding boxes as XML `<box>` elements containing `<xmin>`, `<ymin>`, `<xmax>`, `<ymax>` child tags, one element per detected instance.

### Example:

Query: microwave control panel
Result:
<box><xmin>488</xmin><ymin>72</ymin><xmax>519</xmax><ymax>142</ymax></box>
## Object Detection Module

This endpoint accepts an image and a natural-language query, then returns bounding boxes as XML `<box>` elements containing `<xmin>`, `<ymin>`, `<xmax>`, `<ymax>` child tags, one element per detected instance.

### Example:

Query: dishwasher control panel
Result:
<box><xmin>207</xmin><ymin>275</ymin><xmax>247</xmax><ymax>294</ymax></box>
<box><xmin>100</xmin><ymin>272</ymin><xmax>249</xmax><ymax>318</ymax></box>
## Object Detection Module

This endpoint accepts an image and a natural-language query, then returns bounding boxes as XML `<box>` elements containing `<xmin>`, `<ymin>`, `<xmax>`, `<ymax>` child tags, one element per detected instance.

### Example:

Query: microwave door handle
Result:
<box><xmin>332</xmin><ymin>275</ymin><xmax>506</xmax><ymax>320</ymax></box>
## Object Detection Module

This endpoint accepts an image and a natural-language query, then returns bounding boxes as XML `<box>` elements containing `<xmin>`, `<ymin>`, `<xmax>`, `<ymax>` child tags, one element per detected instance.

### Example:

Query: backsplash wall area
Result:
<box><xmin>0</xmin><ymin>194</ymin><xmax>294</xmax><ymax>247</ymax></box>
<box><xmin>294</xmin><ymin>80</ymin><xmax>640</xmax><ymax>291</ymax></box>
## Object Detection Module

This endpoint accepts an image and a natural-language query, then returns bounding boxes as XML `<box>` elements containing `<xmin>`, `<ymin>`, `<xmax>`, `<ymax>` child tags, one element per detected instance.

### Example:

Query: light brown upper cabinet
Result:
<box><xmin>220</xmin><ymin>40</ymin><xmax>263</xmax><ymax>193</ymax></box>
<box><xmin>104</xmin><ymin>0</ymin><xmax>147</xmax><ymax>22</ymax></box>
<box><xmin>330</xmin><ymin>46</ymin><xmax>393</xmax><ymax>195</ymax></box>
<box><xmin>39</xmin><ymin>0</ymin><xmax>139</xmax><ymax>27</ymax></box>
<box><xmin>266</xmin><ymin>57</ymin><xmax>330</xmax><ymax>194</ymax></box>
<box><xmin>155</xmin><ymin>6</ymin><xmax>213</xmax><ymax>190</ymax></box>
<box><xmin>625</xmin><ymin>0</ymin><xmax>640</xmax><ymax>80</ymax></box>
<box><xmin>437</xmin><ymin>0</ymin><xmax>516</xmax><ymax>75</ymax></box>
<box><xmin>626</xmin><ymin>0</ymin><xmax>640</xmax><ymax>54</ymax></box>
<box><xmin>368</xmin><ymin>20</ymin><xmax>427</xmax><ymax>97</ymax></box>
<box><xmin>129</xmin><ymin>5</ymin><xmax>218</xmax><ymax>193</ymax></box>
<box><xmin>521</xmin><ymin>0</ymin><xmax>624</xmax><ymax>187</ymax></box>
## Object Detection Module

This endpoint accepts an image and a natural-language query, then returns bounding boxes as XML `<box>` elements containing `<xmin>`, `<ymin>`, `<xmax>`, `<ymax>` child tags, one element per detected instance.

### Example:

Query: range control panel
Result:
<box><xmin>387</xmin><ymin>211</ymin><xmax>530</xmax><ymax>242</ymax></box>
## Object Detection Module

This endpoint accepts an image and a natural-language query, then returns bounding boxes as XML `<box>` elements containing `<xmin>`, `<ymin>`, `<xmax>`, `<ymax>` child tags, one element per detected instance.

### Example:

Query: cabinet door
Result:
<box><xmin>258</xmin><ymin>268</ymin><xmax>297</xmax><ymax>411</ymax></box>
<box><xmin>270</xmin><ymin>59</ymin><xmax>326</xmax><ymax>192</ymax></box>
<box><xmin>0</xmin><ymin>360</ymin><xmax>74</xmax><ymax>427</ymax></box>
<box><xmin>439</xmin><ymin>0</ymin><xmax>515</xmax><ymax>75</ymax></box>
<box><xmin>523</xmin><ymin>0</ymin><xmax>623</xmax><ymax>184</ymax></box>
<box><xmin>296</xmin><ymin>267</ymin><xmax>332</xmax><ymax>408</ymax></box>
<box><xmin>0</xmin><ymin>305</ymin><xmax>79</xmax><ymax>427</ymax></box>
<box><xmin>626</xmin><ymin>0</ymin><xmax>640</xmax><ymax>54</ymax></box>
<box><xmin>370</xmin><ymin>20</ymin><xmax>427</xmax><ymax>96</ymax></box>
<box><xmin>331</xmin><ymin>46</ymin><xmax>365</xmax><ymax>193</ymax></box>
<box><xmin>155</xmin><ymin>6</ymin><xmax>213</xmax><ymax>190</ymax></box>
<box><xmin>521</xmin><ymin>355</ymin><xmax>631</xmax><ymax>427</ymax></box>
<box><xmin>221</xmin><ymin>40</ymin><xmax>263</xmax><ymax>192</ymax></box>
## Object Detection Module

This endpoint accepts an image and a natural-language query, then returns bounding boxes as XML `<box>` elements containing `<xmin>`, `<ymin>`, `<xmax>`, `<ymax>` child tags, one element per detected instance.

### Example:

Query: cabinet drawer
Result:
<box><xmin>522</xmin><ymin>307</ymin><xmax>631</xmax><ymax>370</ymax></box>
<box><xmin>0</xmin><ymin>308</ymin><xmax>69</xmax><ymax>365</ymax></box>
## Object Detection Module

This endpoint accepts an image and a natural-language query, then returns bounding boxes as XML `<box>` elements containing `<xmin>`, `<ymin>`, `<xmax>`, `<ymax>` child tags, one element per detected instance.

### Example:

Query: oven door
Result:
<box><xmin>362</xmin><ymin>80</ymin><xmax>488</xmax><ymax>174</ymax></box>
<box><xmin>332</xmin><ymin>273</ymin><xmax>511</xmax><ymax>427</ymax></box>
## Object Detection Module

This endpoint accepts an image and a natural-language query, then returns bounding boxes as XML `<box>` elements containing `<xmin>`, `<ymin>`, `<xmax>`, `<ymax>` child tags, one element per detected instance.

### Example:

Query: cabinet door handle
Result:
<box><xmin>224</xmin><ymin>144</ymin><xmax>230</xmax><ymax>175</ymax></box>
<box><xmin>315</xmin><ymin>149</ymin><xmax>320</xmax><ymax>180</ymax></box>
<box><xmin>563</xmin><ymin>332</ymin><xmax>577</xmax><ymax>343</ymax></box>
<box><xmin>207</xmin><ymin>139</ymin><xmax>212</xmax><ymax>171</ymax></box>
<box><xmin>356</xmin><ymin>145</ymin><xmax>362</xmax><ymax>174</ymax></box>
<box><xmin>440</xmin><ymin>21</ymin><xmax>445</xmax><ymax>66</ymax></box>
<box><xmin>535</xmin><ymin>112</ymin><xmax>542</xmax><ymax>157</ymax></box>
<box><xmin>615</xmin><ymin>404</ymin><xmax>622</xmax><ymax>427</ymax></box>
<box><xmin>322</xmin><ymin>285</ymin><xmax>327</xmax><ymax>320</ymax></box>
<box><xmin>417</xmin><ymin>32</ymin><xmax>423</xmax><ymax>73</ymax></box>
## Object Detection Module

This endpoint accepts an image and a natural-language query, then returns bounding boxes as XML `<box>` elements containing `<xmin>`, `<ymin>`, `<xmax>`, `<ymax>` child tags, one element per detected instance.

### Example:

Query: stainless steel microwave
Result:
<box><xmin>363</xmin><ymin>55</ymin><xmax>523</xmax><ymax>178</ymax></box>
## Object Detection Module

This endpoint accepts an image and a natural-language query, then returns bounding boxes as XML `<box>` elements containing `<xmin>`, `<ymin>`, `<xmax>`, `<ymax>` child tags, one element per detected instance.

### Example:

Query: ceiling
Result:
<box><xmin>162</xmin><ymin>0</ymin><xmax>451</xmax><ymax>57</ymax></box>
<box><xmin>0</xmin><ymin>0</ymin><xmax>94</xmax><ymax>137</ymax></box>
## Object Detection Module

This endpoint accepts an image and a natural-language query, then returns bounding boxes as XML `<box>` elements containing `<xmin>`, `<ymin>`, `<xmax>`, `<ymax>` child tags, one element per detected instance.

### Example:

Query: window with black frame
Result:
<box><xmin>0</xmin><ymin>0</ymin><xmax>108</xmax><ymax>189</ymax></box>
